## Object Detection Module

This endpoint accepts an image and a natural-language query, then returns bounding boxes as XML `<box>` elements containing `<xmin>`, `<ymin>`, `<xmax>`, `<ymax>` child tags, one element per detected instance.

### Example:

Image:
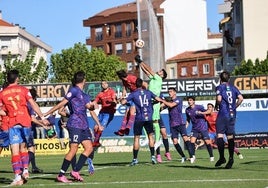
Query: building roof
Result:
<box><xmin>0</xmin><ymin>19</ymin><xmax>13</xmax><ymax>27</ymax></box>
<box><xmin>168</xmin><ymin>47</ymin><xmax>222</xmax><ymax>61</ymax></box>
<box><xmin>94</xmin><ymin>2</ymin><xmax>137</xmax><ymax>17</ymax></box>
<box><xmin>84</xmin><ymin>0</ymin><xmax>165</xmax><ymax>26</ymax></box>
<box><xmin>93</xmin><ymin>0</ymin><xmax>165</xmax><ymax>17</ymax></box>
<box><xmin>208</xmin><ymin>33</ymin><xmax>223</xmax><ymax>39</ymax></box>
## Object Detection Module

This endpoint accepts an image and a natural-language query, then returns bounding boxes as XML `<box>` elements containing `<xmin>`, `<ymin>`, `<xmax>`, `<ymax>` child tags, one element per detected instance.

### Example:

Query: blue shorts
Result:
<box><xmin>190</xmin><ymin>129</ymin><xmax>210</xmax><ymax>140</ymax></box>
<box><xmin>209</xmin><ymin>132</ymin><xmax>217</xmax><ymax>140</ymax></box>
<box><xmin>68</xmin><ymin>127</ymin><xmax>92</xmax><ymax>144</ymax></box>
<box><xmin>0</xmin><ymin>130</ymin><xmax>9</xmax><ymax>148</ymax></box>
<box><xmin>98</xmin><ymin>113</ymin><xmax>114</xmax><ymax>128</ymax></box>
<box><xmin>133</xmin><ymin>121</ymin><xmax>154</xmax><ymax>136</ymax></box>
<box><xmin>216</xmin><ymin>116</ymin><xmax>236</xmax><ymax>135</ymax></box>
<box><xmin>9</xmin><ymin>125</ymin><xmax>31</xmax><ymax>145</ymax></box>
<box><xmin>170</xmin><ymin>125</ymin><xmax>188</xmax><ymax>139</ymax></box>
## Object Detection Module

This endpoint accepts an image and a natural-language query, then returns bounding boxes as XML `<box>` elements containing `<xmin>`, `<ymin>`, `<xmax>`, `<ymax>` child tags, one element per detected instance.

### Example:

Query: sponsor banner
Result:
<box><xmin>235</xmin><ymin>132</ymin><xmax>268</xmax><ymax>148</ymax></box>
<box><xmin>1</xmin><ymin>132</ymin><xmax>267</xmax><ymax>157</ymax></box>
<box><xmin>40</xmin><ymin>98</ymin><xmax>268</xmax><ymax>119</ymax></box>
<box><xmin>0</xmin><ymin>136</ymin><xmax>174</xmax><ymax>157</ymax></box>
<box><xmin>23</xmin><ymin>75</ymin><xmax>268</xmax><ymax>102</ymax></box>
<box><xmin>0</xmin><ymin>138</ymin><xmax>71</xmax><ymax>157</ymax></box>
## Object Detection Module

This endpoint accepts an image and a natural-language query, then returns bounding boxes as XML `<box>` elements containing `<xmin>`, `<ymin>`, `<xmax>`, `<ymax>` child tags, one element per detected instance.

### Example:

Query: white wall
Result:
<box><xmin>243</xmin><ymin>0</ymin><xmax>268</xmax><ymax>61</ymax></box>
<box><xmin>161</xmin><ymin>0</ymin><xmax>208</xmax><ymax>60</ymax></box>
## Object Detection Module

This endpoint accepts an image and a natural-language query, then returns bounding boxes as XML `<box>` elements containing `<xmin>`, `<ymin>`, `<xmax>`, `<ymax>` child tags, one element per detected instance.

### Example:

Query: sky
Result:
<box><xmin>1</xmin><ymin>0</ymin><xmax>223</xmax><ymax>54</ymax></box>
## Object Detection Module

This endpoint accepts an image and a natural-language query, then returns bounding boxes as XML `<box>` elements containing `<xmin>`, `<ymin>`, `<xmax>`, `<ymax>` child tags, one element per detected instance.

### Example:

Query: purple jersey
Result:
<box><xmin>126</xmin><ymin>88</ymin><xmax>156</xmax><ymax>122</ymax></box>
<box><xmin>65</xmin><ymin>86</ymin><xmax>90</xmax><ymax>130</ymax></box>
<box><xmin>186</xmin><ymin>104</ymin><xmax>207</xmax><ymax>131</ymax></box>
<box><xmin>168</xmin><ymin>97</ymin><xmax>185</xmax><ymax>127</ymax></box>
<box><xmin>216</xmin><ymin>83</ymin><xmax>241</xmax><ymax>118</ymax></box>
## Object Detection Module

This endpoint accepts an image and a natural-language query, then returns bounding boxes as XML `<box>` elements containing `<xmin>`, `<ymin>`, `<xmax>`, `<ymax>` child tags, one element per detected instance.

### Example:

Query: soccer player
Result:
<box><xmin>161</xmin><ymin>87</ymin><xmax>194</xmax><ymax>163</ymax></box>
<box><xmin>45</xmin><ymin>113</ymin><xmax>57</xmax><ymax>139</ymax></box>
<box><xmin>185</xmin><ymin>96</ymin><xmax>214</xmax><ymax>163</ymax></box>
<box><xmin>92</xmin><ymin>81</ymin><xmax>117</xmax><ymax>147</ymax></box>
<box><xmin>135</xmin><ymin>55</ymin><xmax>168</xmax><ymax>161</ymax></box>
<box><xmin>155</xmin><ymin>116</ymin><xmax>172</xmax><ymax>162</ymax></box>
<box><xmin>0</xmin><ymin>70</ymin><xmax>48</xmax><ymax>186</ymax></box>
<box><xmin>0</xmin><ymin>105</ymin><xmax>9</xmax><ymax>155</ymax></box>
<box><xmin>44</xmin><ymin>71</ymin><xmax>102</xmax><ymax>183</ymax></box>
<box><xmin>88</xmin><ymin>81</ymin><xmax>117</xmax><ymax>174</ymax></box>
<box><xmin>58</xmin><ymin>106</ymin><xmax>70</xmax><ymax>148</ymax></box>
<box><xmin>120</xmin><ymin>78</ymin><xmax>162</xmax><ymax>165</ymax></box>
<box><xmin>114</xmin><ymin>69</ymin><xmax>147</xmax><ymax>136</ymax></box>
<box><xmin>202</xmin><ymin>103</ymin><xmax>243</xmax><ymax>159</ymax></box>
<box><xmin>27</xmin><ymin>88</ymin><xmax>45</xmax><ymax>174</ymax></box>
<box><xmin>214</xmin><ymin>71</ymin><xmax>243</xmax><ymax>169</ymax></box>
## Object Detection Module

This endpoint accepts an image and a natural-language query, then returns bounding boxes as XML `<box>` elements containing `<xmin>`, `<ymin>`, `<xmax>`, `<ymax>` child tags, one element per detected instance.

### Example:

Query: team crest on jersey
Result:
<box><xmin>67</xmin><ymin>92</ymin><xmax>72</xmax><ymax>98</ymax></box>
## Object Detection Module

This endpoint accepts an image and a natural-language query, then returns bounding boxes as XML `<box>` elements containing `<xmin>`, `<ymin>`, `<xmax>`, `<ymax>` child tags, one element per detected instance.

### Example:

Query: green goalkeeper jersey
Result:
<box><xmin>148</xmin><ymin>73</ymin><xmax>162</xmax><ymax>96</ymax></box>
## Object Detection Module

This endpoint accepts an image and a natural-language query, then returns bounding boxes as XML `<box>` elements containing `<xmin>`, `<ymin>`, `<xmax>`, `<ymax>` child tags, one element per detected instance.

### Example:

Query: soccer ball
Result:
<box><xmin>135</xmin><ymin>39</ymin><xmax>145</xmax><ymax>48</ymax></box>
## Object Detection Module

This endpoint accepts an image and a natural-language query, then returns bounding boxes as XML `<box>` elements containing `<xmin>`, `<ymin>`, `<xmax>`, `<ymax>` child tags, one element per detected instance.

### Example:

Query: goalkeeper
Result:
<box><xmin>135</xmin><ymin>55</ymin><xmax>167</xmax><ymax>152</ymax></box>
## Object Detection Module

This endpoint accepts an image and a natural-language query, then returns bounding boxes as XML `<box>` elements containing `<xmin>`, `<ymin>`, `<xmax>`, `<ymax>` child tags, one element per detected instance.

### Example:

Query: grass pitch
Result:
<box><xmin>0</xmin><ymin>148</ymin><xmax>267</xmax><ymax>188</ymax></box>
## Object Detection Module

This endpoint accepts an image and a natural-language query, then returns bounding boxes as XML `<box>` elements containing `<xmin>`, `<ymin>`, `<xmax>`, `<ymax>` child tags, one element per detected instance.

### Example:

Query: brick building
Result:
<box><xmin>83</xmin><ymin>0</ymin><xmax>210</xmax><ymax>76</ymax></box>
<box><xmin>167</xmin><ymin>47</ymin><xmax>222</xmax><ymax>79</ymax></box>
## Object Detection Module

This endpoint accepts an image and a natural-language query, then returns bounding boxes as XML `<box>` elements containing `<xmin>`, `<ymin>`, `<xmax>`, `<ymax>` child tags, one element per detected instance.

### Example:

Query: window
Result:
<box><xmin>215</xmin><ymin>58</ymin><xmax>223</xmax><ymax>72</ymax></box>
<box><xmin>115</xmin><ymin>44</ymin><xmax>123</xmax><ymax>55</ymax></box>
<box><xmin>181</xmin><ymin>67</ymin><xmax>187</xmax><ymax>76</ymax></box>
<box><xmin>126</xmin><ymin>23</ymin><xmax>132</xmax><ymax>37</ymax></box>
<box><xmin>126</xmin><ymin>42</ymin><xmax>132</xmax><ymax>53</ymax></box>
<box><xmin>127</xmin><ymin>62</ymin><xmax>133</xmax><ymax>71</ymax></box>
<box><xmin>169</xmin><ymin>67</ymin><xmax>175</xmax><ymax>79</ymax></box>
<box><xmin>105</xmin><ymin>24</ymin><xmax>111</xmax><ymax>36</ymax></box>
<box><xmin>115</xmin><ymin>24</ymin><xmax>122</xmax><ymax>38</ymax></box>
<box><xmin>203</xmin><ymin>64</ymin><xmax>210</xmax><ymax>74</ymax></box>
<box><xmin>192</xmin><ymin>66</ymin><xmax>198</xmax><ymax>75</ymax></box>
<box><xmin>95</xmin><ymin>27</ymin><xmax>103</xmax><ymax>41</ymax></box>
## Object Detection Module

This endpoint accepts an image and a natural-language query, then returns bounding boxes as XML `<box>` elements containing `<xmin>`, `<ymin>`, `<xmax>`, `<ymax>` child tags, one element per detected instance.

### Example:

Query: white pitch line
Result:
<box><xmin>1</xmin><ymin>178</ymin><xmax>268</xmax><ymax>187</ymax></box>
<box><xmin>1</xmin><ymin>164</ymin><xmax>268</xmax><ymax>187</ymax></box>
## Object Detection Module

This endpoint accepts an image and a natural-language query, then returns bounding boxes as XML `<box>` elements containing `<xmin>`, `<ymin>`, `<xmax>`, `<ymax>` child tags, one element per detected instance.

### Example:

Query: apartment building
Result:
<box><xmin>218</xmin><ymin>0</ymin><xmax>268</xmax><ymax>72</ymax></box>
<box><xmin>83</xmin><ymin>0</ymin><xmax>209</xmax><ymax>76</ymax></box>
<box><xmin>0</xmin><ymin>11</ymin><xmax>52</xmax><ymax>70</ymax></box>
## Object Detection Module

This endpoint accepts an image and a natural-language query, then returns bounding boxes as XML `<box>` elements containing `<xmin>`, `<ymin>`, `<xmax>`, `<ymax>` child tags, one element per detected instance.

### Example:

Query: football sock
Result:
<box><xmin>174</xmin><ymin>143</ymin><xmax>185</xmax><ymax>158</ymax></box>
<box><xmin>133</xmin><ymin>149</ymin><xmax>139</xmax><ymax>159</ymax></box>
<box><xmin>94</xmin><ymin>130</ymin><xmax>103</xmax><ymax>143</ymax></box>
<box><xmin>205</xmin><ymin>143</ymin><xmax>213</xmax><ymax>157</ymax></box>
<box><xmin>217</xmin><ymin>137</ymin><xmax>225</xmax><ymax>159</ymax></box>
<box><xmin>156</xmin><ymin>147</ymin><xmax>160</xmax><ymax>155</ymax></box>
<box><xmin>162</xmin><ymin>138</ymin><xmax>169</xmax><ymax>153</ymax></box>
<box><xmin>28</xmin><ymin>151</ymin><xmax>37</xmax><ymax>169</ymax></box>
<box><xmin>71</xmin><ymin>155</ymin><xmax>76</xmax><ymax>170</ymax></box>
<box><xmin>185</xmin><ymin>140</ymin><xmax>194</xmax><ymax>157</ymax></box>
<box><xmin>149</xmin><ymin>147</ymin><xmax>155</xmax><ymax>156</ymax></box>
<box><xmin>228</xmin><ymin>138</ymin><xmax>235</xmax><ymax>159</ymax></box>
<box><xmin>20</xmin><ymin>152</ymin><xmax>29</xmax><ymax>169</ymax></box>
<box><xmin>74</xmin><ymin>154</ymin><xmax>88</xmax><ymax>171</ymax></box>
<box><xmin>120</xmin><ymin>115</ymin><xmax>128</xmax><ymax>130</ymax></box>
<box><xmin>12</xmin><ymin>155</ymin><xmax>22</xmax><ymax>175</ymax></box>
<box><xmin>59</xmin><ymin>158</ymin><xmax>71</xmax><ymax>176</ymax></box>
<box><xmin>126</xmin><ymin>115</ymin><xmax>135</xmax><ymax>129</ymax></box>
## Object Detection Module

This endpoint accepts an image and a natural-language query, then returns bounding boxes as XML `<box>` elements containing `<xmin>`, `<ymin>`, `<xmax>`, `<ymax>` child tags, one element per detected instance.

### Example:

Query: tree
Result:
<box><xmin>0</xmin><ymin>48</ymin><xmax>48</xmax><ymax>85</ymax></box>
<box><xmin>49</xmin><ymin>43</ymin><xmax>126</xmax><ymax>82</ymax></box>
<box><xmin>232</xmin><ymin>57</ymin><xmax>268</xmax><ymax>75</ymax></box>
